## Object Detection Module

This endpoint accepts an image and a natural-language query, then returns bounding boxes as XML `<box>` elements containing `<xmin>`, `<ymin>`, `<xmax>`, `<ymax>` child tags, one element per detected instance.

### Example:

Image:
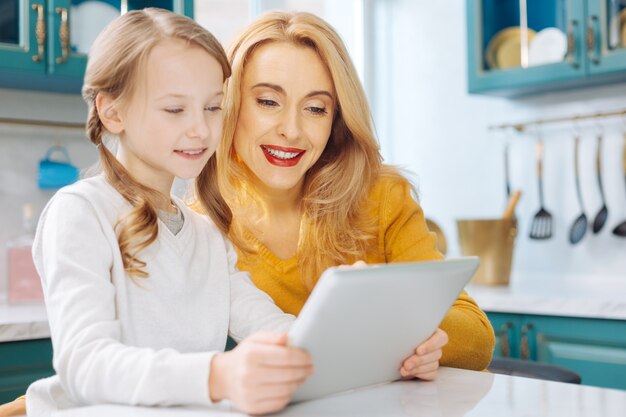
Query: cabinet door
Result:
<box><xmin>467</xmin><ymin>0</ymin><xmax>587</xmax><ymax>96</ymax></box>
<box><xmin>529</xmin><ymin>315</ymin><xmax>626</xmax><ymax>390</ymax></box>
<box><xmin>586</xmin><ymin>0</ymin><xmax>626</xmax><ymax>75</ymax></box>
<box><xmin>0</xmin><ymin>0</ymin><xmax>47</xmax><ymax>73</ymax></box>
<box><xmin>486</xmin><ymin>313</ymin><xmax>522</xmax><ymax>358</ymax></box>
<box><xmin>0</xmin><ymin>339</ymin><xmax>54</xmax><ymax>403</ymax></box>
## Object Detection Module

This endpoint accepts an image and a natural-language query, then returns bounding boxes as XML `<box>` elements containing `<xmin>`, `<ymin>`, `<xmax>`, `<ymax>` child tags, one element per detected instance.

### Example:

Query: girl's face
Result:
<box><xmin>116</xmin><ymin>39</ymin><xmax>224</xmax><ymax>194</ymax></box>
<box><xmin>233</xmin><ymin>42</ymin><xmax>336</xmax><ymax>196</ymax></box>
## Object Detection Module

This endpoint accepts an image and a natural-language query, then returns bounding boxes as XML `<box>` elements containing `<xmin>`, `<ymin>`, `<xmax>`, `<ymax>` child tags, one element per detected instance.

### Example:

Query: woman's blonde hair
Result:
<box><xmin>216</xmin><ymin>11</ymin><xmax>402</xmax><ymax>288</ymax></box>
<box><xmin>82</xmin><ymin>8</ymin><xmax>231</xmax><ymax>278</ymax></box>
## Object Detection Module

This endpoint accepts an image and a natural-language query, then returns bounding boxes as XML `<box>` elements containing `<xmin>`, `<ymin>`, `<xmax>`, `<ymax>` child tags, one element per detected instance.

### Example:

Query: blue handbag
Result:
<box><xmin>38</xmin><ymin>146</ymin><xmax>79</xmax><ymax>189</ymax></box>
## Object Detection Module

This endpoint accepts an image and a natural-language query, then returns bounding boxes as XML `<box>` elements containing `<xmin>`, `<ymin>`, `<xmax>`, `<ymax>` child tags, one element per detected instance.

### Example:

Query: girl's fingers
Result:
<box><xmin>255</xmin><ymin>364</ymin><xmax>314</xmax><ymax>384</ymax></box>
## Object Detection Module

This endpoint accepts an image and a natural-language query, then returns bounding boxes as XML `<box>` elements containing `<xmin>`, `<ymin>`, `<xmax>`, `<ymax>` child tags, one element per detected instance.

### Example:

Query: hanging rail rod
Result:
<box><xmin>0</xmin><ymin>116</ymin><xmax>84</xmax><ymax>130</ymax></box>
<box><xmin>488</xmin><ymin>108</ymin><xmax>626</xmax><ymax>133</ymax></box>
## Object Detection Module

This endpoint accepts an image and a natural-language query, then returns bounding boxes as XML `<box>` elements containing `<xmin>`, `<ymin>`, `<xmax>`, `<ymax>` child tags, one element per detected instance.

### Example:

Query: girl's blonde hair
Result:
<box><xmin>216</xmin><ymin>11</ymin><xmax>402</xmax><ymax>288</ymax></box>
<box><xmin>82</xmin><ymin>8</ymin><xmax>231</xmax><ymax>278</ymax></box>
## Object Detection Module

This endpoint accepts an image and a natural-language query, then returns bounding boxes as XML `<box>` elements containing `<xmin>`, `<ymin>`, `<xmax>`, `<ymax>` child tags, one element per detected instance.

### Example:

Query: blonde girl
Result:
<box><xmin>210</xmin><ymin>11</ymin><xmax>495</xmax><ymax>378</ymax></box>
<box><xmin>17</xmin><ymin>8</ymin><xmax>311</xmax><ymax>416</ymax></box>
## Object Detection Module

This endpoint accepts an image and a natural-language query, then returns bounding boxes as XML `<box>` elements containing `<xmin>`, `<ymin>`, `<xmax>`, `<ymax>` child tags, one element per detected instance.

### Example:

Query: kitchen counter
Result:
<box><xmin>46</xmin><ymin>367</ymin><xmax>626</xmax><ymax>417</ymax></box>
<box><xmin>2</xmin><ymin>272</ymin><xmax>626</xmax><ymax>344</ymax></box>
<box><xmin>467</xmin><ymin>273</ymin><xmax>626</xmax><ymax>320</ymax></box>
<box><xmin>0</xmin><ymin>303</ymin><xmax>49</xmax><ymax>342</ymax></box>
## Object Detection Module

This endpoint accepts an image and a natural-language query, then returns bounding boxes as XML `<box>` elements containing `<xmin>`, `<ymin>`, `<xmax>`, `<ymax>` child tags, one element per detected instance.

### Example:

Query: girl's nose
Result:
<box><xmin>188</xmin><ymin>111</ymin><xmax>211</xmax><ymax>140</ymax></box>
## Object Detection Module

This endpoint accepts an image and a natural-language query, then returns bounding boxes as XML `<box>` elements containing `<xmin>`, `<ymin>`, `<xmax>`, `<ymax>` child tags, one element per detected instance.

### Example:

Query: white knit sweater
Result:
<box><xmin>26</xmin><ymin>175</ymin><xmax>294</xmax><ymax>415</ymax></box>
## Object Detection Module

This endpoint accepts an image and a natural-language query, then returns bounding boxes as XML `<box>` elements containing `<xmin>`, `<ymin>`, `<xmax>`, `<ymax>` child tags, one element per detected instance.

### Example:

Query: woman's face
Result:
<box><xmin>233</xmin><ymin>41</ymin><xmax>336</xmax><ymax>195</ymax></box>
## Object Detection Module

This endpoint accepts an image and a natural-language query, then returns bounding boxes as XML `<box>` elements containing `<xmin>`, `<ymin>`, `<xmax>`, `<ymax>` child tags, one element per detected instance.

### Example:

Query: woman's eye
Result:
<box><xmin>165</xmin><ymin>108</ymin><xmax>183</xmax><ymax>114</ymax></box>
<box><xmin>257</xmin><ymin>98</ymin><xmax>278</xmax><ymax>107</ymax></box>
<box><xmin>308</xmin><ymin>106</ymin><xmax>328</xmax><ymax>115</ymax></box>
<box><xmin>205</xmin><ymin>106</ymin><xmax>222</xmax><ymax>112</ymax></box>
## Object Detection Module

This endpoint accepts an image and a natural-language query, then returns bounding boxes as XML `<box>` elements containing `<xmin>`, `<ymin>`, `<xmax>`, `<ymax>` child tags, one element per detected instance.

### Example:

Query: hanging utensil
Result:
<box><xmin>592</xmin><ymin>134</ymin><xmax>609</xmax><ymax>233</ymax></box>
<box><xmin>612</xmin><ymin>133</ymin><xmax>626</xmax><ymax>237</ymax></box>
<box><xmin>569</xmin><ymin>136</ymin><xmax>587</xmax><ymax>244</ymax></box>
<box><xmin>504</xmin><ymin>143</ymin><xmax>511</xmax><ymax>198</ymax></box>
<box><xmin>529</xmin><ymin>138</ymin><xmax>553</xmax><ymax>240</ymax></box>
<box><xmin>503</xmin><ymin>190</ymin><xmax>522</xmax><ymax>219</ymax></box>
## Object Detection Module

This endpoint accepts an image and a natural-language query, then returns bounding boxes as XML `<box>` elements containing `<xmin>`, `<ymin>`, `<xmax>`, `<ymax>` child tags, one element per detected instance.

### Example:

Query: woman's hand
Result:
<box><xmin>400</xmin><ymin>328</ymin><xmax>448</xmax><ymax>381</ymax></box>
<box><xmin>209</xmin><ymin>332</ymin><xmax>313</xmax><ymax>415</ymax></box>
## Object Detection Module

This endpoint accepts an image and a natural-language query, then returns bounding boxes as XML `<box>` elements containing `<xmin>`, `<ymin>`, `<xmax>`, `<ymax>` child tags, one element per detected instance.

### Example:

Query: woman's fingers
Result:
<box><xmin>416</xmin><ymin>328</ymin><xmax>448</xmax><ymax>355</ymax></box>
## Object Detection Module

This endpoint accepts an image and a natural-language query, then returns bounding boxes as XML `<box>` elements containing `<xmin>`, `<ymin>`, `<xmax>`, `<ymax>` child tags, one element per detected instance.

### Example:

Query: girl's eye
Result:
<box><xmin>257</xmin><ymin>98</ymin><xmax>278</xmax><ymax>107</ymax></box>
<box><xmin>205</xmin><ymin>106</ymin><xmax>222</xmax><ymax>112</ymax></box>
<box><xmin>165</xmin><ymin>108</ymin><xmax>183</xmax><ymax>114</ymax></box>
<box><xmin>308</xmin><ymin>106</ymin><xmax>328</xmax><ymax>115</ymax></box>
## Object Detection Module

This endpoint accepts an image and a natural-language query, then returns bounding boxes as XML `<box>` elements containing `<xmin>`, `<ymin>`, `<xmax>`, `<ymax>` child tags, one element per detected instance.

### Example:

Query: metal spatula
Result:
<box><xmin>529</xmin><ymin>139</ymin><xmax>553</xmax><ymax>239</ymax></box>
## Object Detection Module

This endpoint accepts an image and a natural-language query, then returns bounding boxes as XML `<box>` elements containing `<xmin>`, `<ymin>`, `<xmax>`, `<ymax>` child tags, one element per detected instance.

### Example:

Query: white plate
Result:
<box><xmin>70</xmin><ymin>1</ymin><xmax>120</xmax><ymax>55</ymax></box>
<box><xmin>528</xmin><ymin>27</ymin><xmax>567</xmax><ymax>66</ymax></box>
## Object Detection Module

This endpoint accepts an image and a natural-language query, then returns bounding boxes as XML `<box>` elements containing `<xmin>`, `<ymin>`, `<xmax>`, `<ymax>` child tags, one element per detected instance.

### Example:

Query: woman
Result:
<box><xmin>208</xmin><ymin>10</ymin><xmax>495</xmax><ymax>377</ymax></box>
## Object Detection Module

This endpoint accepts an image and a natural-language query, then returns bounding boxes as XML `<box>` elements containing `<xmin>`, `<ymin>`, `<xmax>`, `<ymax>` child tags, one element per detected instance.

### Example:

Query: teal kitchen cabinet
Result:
<box><xmin>0</xmin><ymin>338</ymin><xmax>54</xmax><ymax>403</ymax></box>
<box><xmin>488</xmin><ymin>312</ymin><xmax>626</xmax><ymax>390</ymax></box>
<box><xmin>0</xmin><ymin>0</ymin><xmax>194</xmax><ymax>94</ymax></box>
<box><xmin>467</xmin><ymin>0</ymin><xmax>626</xmax><ymax>96</ymax></box>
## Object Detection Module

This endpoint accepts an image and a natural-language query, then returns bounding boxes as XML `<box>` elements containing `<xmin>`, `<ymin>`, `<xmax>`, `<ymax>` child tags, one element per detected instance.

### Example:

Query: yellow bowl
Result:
<box><xmin>486</xmin><ymin>27</ymin><xmax>536</xmax><ymax>69</ymax></box>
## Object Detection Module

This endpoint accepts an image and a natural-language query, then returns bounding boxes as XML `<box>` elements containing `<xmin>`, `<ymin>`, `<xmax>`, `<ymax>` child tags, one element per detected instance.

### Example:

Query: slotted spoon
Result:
<box><xmin>529</xmin><ymin>139</ymin><xmax>553</xmax><ymax>240</ymax></box>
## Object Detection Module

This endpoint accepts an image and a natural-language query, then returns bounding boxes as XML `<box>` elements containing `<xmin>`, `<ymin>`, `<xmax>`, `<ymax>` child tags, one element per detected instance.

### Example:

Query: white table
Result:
<box><xmin>48</xmin><ymin>367</ymin><xmax>626</xmax><ymax>417</ymax></box>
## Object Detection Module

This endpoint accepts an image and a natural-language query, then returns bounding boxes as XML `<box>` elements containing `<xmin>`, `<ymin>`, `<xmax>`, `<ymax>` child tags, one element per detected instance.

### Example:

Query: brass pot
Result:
<box><xmin>456</xmin><ymin>218</ymin><xmax>517</xmax><ymax>285</ymax></box>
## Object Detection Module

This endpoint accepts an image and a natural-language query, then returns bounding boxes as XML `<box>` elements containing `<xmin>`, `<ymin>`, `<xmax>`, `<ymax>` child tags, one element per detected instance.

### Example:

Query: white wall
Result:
<box><xmin>0</xmin><ymin>89</ymin><xmax>95</xmax><ymax>302</ymax></box>
<box><xmin>375</xmin><ymin>0</ymin><xmax>626</xmax><ymax>280</ymax></box>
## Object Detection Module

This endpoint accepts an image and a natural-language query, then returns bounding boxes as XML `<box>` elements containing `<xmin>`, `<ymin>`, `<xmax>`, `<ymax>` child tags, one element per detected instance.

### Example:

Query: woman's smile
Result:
<box><xmin>261</xmin><ymin>144</ymin><xmax>306</xmax><ymax>167</ymax></box>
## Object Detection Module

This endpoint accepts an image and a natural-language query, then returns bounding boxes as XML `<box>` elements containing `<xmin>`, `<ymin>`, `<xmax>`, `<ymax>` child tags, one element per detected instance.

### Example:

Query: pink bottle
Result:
<box><xmin>7</xmin><ymin>204</ymin><xmax>43</xmax><ymax>304</ymax></box>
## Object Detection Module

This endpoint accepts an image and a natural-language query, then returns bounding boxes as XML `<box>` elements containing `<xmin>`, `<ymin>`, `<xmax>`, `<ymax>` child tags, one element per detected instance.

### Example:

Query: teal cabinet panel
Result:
<box><xmin>586</xmin><ymin>0</ymin><xmax>626</xmax><ymax>75</ymax></box>
<box><xmin>467</xmin><ymin>0</ymin><xmax>626</xmax><ymax>96</ymax></box>
<box><xmin>0</xmin><ymin>0</ymin><xmax>195</xmax><ymax>93</ymax></box>
<box><xmin>0</xmin><ymin>1</ymin><xmax>47</xmax><ymax>73</ymax></box>
<box><xmin>0</xmin><ymin>338</ymin><xmax>54</xmax><ymax>403</ymax></box>
<box><xmin>486</xmin><ymin>312</ymin><xmax>626</xmax><ymax>391</ymax></box>
<box><xmin>539</xmin><ymin>341</ymin><xmax>626</xmax><ymax>389</ymax></box>
<box><xmin>486</xmin><ymin>312</ymin><xmax>521</xmax><ymax>359</ymax></box>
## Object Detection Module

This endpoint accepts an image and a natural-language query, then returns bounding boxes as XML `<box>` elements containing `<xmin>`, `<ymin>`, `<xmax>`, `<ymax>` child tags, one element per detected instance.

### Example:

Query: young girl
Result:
<box><xmin>21</xmin><ymin>8</ymin><xmax>312</xmax><ymax>416</ymax></box>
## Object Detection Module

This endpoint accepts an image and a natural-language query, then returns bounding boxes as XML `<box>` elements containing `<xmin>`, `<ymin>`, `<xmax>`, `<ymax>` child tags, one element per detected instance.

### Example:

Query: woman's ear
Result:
<box><xmin>96</xmin><ymin>92</ymin><xmax>124</xmax><ymax>134</ymax></box>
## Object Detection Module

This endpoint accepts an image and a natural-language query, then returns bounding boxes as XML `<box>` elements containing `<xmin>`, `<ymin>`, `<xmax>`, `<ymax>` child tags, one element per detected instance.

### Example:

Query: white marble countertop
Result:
<box><xmin>2</xmin><ymin>272</ymin><xmax>626</xmax><ymax>344</ymax></box>
<box><xmin>40</xmin><ymin>367</ymin><xmax>626</xmax><ymax>417</ymax></box>
<box><xmin>0</xmin><ymin>303</ymin><xmax>49</xmax><ymax>342</ymax></box>
<box><xmin>467</xmin><ymin>273</ymin><xmax>626</xmax><ymax>320</ymax></box>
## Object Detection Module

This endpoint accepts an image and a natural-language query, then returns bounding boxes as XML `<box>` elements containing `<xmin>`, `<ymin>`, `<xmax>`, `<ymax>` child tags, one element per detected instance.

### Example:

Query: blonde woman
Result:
<box><xmin>210</xmin><ymin>11</ymin><xmax>495</xmax><ymax>378</ymax></box>
<box><xmin>3</xmin><ymin>9</ymin><xmax>313</xmax><ymax>417</ymax></box>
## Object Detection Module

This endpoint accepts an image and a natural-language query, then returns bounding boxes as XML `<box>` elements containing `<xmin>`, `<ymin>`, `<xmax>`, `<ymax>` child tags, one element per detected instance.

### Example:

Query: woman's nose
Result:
<box><xmin>277</xmin><ymin>107</ymin><xmax>301</xmax><ymax>141</ymax></box>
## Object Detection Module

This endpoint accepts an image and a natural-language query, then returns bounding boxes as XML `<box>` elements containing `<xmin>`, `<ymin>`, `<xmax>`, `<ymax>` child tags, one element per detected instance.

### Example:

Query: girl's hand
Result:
<box><xmin>209</xmin><ymin>332</ymin><xmax>313</xmax><ymax>415</ymax></box>
<box><xmin>400</xmin><ymin>328</ymin><xmax>448</xmax><ymax>381</ymax></box>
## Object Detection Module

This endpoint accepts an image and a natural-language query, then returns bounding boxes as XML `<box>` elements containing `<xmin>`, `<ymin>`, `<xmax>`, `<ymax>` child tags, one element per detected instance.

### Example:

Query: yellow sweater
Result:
<box><xmin>234</xmin><ymin>176</ymin><xmax>495</xmax><ymax>371</ymax></box>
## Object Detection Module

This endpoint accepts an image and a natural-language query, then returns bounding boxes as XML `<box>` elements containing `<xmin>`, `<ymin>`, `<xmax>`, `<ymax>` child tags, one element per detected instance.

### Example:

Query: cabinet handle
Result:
<box><xmin>520</xmin><ymin>323</ymin><xmax>534</xmax><ymax>360</ymax></box>
<box><xmin>31</xmin><ymin>3</ymin><xmax>46</xmax><ymax>63</ymax></box>
<box><xmin>55</xmin><ymin>8</ymin><xmax>70</xmax><ymax>64</ymax></box>
<box><xmin>499</xmin><ymin>321</ymin><xmax>514</xmax><ymax>357</ymax></box>
<box><xmin>587</xmin><ymin>15</ymin><xmax>600</xmax><ymax>65</ymax></box>
<box><xmin>566</xmin><ymin>20</ymin><xmax>579</xmax><ymax>68</ymax></box>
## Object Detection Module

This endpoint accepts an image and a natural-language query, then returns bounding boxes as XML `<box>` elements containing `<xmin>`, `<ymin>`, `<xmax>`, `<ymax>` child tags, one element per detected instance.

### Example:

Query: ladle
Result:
<box><xmin>569</xmin><ymin>136</ymin><xmax>587</xmax><ymax>244</ymax></box>
<box><xmin>612</xmin><ymin>133</ymin><xmax>626</xmax><ymax>237</ymax></box>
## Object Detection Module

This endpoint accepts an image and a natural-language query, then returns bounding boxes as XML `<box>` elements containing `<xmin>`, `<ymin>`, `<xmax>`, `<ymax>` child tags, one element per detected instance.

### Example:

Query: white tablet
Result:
<box><xmin>288</xmin><ymin>256</ymin><xmax>479</xmax><ymax>403</ymax></box>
